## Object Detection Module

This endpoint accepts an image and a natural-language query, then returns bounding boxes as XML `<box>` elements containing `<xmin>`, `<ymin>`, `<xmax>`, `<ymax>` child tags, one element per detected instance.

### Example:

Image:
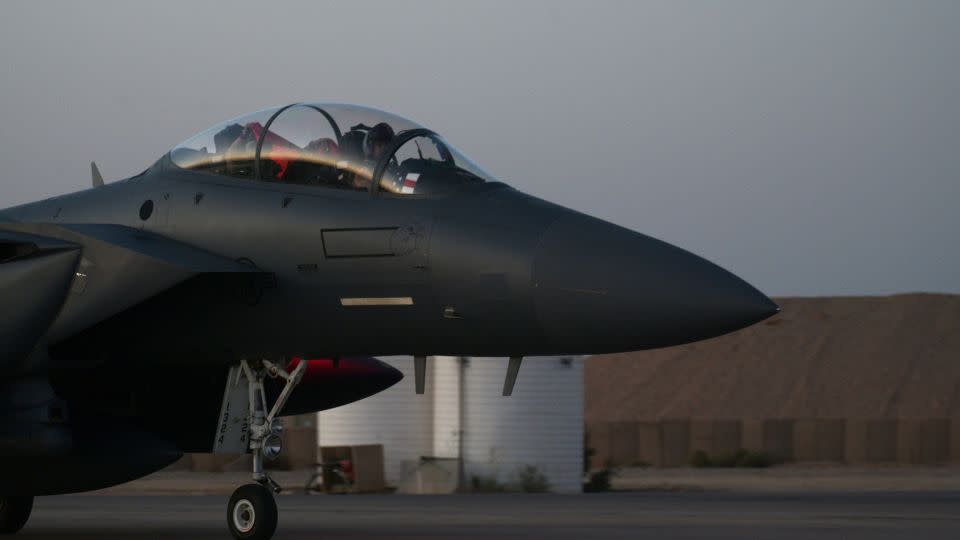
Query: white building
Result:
<box><xmin>317</xmin><ymin>355</ymin><xmax>584</xmax><ymax>493</ymax></box>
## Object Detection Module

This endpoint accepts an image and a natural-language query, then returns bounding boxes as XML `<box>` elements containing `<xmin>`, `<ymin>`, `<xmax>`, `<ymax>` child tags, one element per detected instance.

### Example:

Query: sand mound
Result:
<box><xmin>586</xmin><ymin>294</ymin><xmax>960</xmax><ymax>422</ymax></box>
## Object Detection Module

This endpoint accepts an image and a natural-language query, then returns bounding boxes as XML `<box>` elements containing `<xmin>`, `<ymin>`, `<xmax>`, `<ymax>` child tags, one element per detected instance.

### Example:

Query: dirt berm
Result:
<box><xmin>586</xmin><ymin>293</ymin><xmax>960</xmax><ymax>421</ymax></box>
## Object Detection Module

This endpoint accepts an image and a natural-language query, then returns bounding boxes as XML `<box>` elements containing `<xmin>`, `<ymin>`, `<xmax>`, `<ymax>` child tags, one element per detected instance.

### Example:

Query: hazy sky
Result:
<box><xmin>1</xmin><ymin>1</ymin><xmax>957</xmax><ymax>296</ymax></box>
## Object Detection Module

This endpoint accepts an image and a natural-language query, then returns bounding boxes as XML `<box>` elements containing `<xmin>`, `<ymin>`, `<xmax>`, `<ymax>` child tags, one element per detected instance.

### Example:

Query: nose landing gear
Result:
<box><xmin>225</xmin><ymin>359</ymin><xmax>305</xmax><ymax>540</ymax></box>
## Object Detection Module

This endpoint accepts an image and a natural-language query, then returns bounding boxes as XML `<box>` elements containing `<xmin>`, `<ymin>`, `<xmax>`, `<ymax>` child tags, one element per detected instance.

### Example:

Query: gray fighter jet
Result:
<box><xmin>0</xmin><ymin>103</ymin><xmax>778</xmax><ymax>539</ymax></box>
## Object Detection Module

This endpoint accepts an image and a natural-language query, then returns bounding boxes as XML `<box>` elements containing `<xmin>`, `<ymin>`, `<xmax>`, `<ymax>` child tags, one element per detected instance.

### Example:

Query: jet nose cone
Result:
<box><xmin>533</xmin><ymin>214</ymin><xmax>778</xmax><ymax>353</ymax></box>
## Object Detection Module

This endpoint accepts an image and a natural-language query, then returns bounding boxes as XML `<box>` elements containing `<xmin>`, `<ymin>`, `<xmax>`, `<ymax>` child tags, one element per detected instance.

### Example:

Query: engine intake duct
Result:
<box><xmin>0</xmin><ymin>230</ymin><xmax>81</xmax><ymax>369</ymax></box>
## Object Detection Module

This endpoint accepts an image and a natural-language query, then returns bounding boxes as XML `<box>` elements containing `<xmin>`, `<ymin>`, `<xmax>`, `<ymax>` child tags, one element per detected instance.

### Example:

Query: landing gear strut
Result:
<box><xmin>226</xmin><ymin>359</ymin><xmax>305</xmax><ymax>540</ymax></box>
<box><xmin>0</xmin><ymin>496</ymin><xmax>33</xmax><ymax>535</ymax></box>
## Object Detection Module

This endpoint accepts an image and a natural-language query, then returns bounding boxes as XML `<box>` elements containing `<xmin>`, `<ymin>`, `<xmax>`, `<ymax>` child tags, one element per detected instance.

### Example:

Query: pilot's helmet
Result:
<box><xmin>363</xmin><ymin>122</ymin><xmax>395</xmax><ymax>160</ymax></box>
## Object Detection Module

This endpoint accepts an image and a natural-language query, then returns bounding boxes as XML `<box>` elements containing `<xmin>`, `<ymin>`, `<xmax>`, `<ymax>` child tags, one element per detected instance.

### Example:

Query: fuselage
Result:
<box><xmin>3</xmin><ymin>161</ymin><xmax>559</xmax><ymax>362</ymax></box>
<box><xmin>2</xmin><ymin>154</ymin><xmax>776</xmax><ymax>366</ymax></box>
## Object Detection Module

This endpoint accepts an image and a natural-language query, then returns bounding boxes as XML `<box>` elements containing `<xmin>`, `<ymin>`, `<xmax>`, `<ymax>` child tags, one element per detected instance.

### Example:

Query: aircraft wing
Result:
<box><xmin>0</xmin><ymin>222</ymin><xmax>265</xmax><ymax>370</ymax></box>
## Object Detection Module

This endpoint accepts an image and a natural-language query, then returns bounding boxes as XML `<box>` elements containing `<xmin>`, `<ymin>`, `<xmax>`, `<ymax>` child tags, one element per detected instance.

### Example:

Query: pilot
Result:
<box><xmin>296</xmin><ymin>137</ymin><xmax>339</xmax><ymax>185</ymax></box>
<box><xmin>364</xmin><ymin>122</ymin><xmax>395</xmax><ymax>161</ymax></box>
<box><xmin>335</xmin><ymin>123</ymin><xmax>395</xmax><ymax>191</ymax></box>
<box><xmin>361</xmin><ymin>122</ymin><xmax>400</xmax><ymax>190</ymax></box>
<box><xmin>210</xmin><ymin>123</ymin><xmax>258</xmax><ymax>177</ymax></box>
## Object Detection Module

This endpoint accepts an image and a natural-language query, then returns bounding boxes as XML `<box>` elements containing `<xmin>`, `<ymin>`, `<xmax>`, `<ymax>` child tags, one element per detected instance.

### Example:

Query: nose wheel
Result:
<box><xmin>227</xmin><ymin>484</ymin><xmax>277</xmax><ymax>540</ymax></box>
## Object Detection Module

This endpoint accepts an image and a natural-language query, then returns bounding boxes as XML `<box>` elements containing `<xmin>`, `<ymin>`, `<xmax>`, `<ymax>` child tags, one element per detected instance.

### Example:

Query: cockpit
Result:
<box><xmin>169</xmin><ymin>103</ymin><xmax>498</xmax><ymax>196</ymax></box>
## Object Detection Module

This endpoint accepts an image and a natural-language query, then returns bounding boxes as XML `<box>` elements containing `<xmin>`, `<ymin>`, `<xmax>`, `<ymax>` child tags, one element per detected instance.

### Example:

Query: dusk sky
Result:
<box><xmin>1</xmin><ymin>1</ymin><xmax>957</xmax><ymax>296</ymax></box>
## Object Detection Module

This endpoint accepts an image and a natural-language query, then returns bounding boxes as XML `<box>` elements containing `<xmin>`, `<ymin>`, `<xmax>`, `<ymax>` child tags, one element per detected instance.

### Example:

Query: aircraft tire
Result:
<box><xmin>0</xmin><ymin>496</ymin><xmax>33</xmax><ymax>534</ymax></box>
<box><xmin>227</xmin><ymin>484</ymin><xmax>278</xmax><ymax>540</ymax></box>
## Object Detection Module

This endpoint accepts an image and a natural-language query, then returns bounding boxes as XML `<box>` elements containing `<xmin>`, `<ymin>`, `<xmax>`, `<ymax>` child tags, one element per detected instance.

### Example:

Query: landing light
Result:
<box><xmin>262</xmin><ymin>434</ymin><xmax>283</xmax><ymax>461</ymax></box>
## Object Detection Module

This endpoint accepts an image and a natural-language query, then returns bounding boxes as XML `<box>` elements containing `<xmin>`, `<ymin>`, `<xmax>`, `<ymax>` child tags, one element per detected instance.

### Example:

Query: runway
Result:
<box><xmin>21</xmin><ymin>491</ymin><xmax>960</xmax><ymax>539</ymax></box>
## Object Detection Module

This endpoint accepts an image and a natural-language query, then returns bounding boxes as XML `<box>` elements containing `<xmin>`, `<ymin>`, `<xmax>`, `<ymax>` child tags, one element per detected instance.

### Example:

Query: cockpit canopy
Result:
<box><xmin>169</xmin><ymin>103</ymin><xmax>498</xmax><ymax>196</ymax></box>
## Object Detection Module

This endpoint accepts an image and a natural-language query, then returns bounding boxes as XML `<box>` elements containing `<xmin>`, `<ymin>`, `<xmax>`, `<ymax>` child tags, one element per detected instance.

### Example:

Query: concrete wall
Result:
<box><xmin>793</xmin><ymin>419</ymin><xmax>845</xmax><ymax>462</ymax></box>
<box><xmin>659</xmin><ymin>420</ymin><xmax>691</xmax><ymax>467</ymax></box>
<box><xmin>691</xmin><ymin>419</ymin><xmax>742</xmax><ymax>460</ymax></box>
<box><xmin>588</xmin><ymin>418</ymin><xmax>958</xmax><ymax>468</ymax></box>
<box><xmin>896</xmin><ymin>418</ymin><xmax>949</xmax><ymax>465</ymax></box>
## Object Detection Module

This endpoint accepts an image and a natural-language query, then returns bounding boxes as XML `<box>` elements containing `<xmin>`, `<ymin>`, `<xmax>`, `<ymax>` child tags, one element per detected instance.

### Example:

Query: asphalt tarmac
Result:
<box><xmin>20</xmin><ymin>491</ymin><xmax>960</xmax><ymax>540</ymax></box>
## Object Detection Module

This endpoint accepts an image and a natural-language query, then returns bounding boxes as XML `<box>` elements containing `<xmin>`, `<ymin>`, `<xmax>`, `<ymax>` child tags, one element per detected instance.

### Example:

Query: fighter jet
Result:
<box><xmin>0</xmin><ymin>103</ymin><xmax>778</xmax><ymax>539</ymax></box>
